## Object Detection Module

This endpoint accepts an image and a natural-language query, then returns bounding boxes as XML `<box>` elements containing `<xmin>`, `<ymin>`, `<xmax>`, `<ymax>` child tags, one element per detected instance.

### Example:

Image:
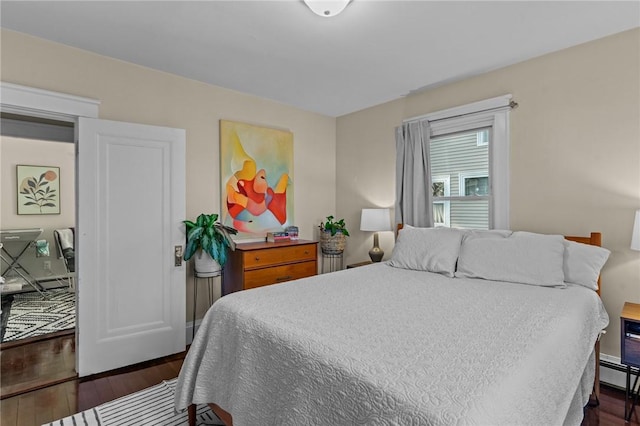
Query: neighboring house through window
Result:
<box><xmin>431</xmin><ymin>129</ymin><xmax>490</xmax><ymax>229</ymax></box>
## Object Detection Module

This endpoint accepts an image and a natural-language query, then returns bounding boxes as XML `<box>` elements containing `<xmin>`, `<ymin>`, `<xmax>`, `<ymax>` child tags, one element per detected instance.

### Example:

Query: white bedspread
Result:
<box><xmin>175</xmin><ymin>262</ymin><xmax>609</xmax><ymax>425</ymax></box>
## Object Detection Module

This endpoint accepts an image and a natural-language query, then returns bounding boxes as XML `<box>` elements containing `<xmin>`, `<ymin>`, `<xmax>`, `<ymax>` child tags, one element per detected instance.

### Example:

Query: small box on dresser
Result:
<box><xmin>222</xmin><ymin>239</ymin><xmax>318</xmax><ymax>295</ymax></box>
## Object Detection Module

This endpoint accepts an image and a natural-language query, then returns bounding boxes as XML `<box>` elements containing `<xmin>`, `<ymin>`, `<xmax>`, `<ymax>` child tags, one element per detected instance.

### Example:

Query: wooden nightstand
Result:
<box><xmin>346</xmin><ymin>261</ymin><xmax>373</xmax><ymax>268</ymax></box>
<box><xmin>621</xmin><ymin>302</ymin><xmax>640</xmax><ymax>420</ymax></box>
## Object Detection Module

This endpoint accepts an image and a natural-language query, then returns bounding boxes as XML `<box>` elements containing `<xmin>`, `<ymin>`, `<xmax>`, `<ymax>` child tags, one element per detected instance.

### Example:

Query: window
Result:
<box><xmin>460</xmin><ymin>172</ymin><xmax>489</xmax><ymax>196</ymax></box>
<box><xmin>432</xmin><ymin>175</ymin><xmax>450</xmax><ymax>227</ymax></box>
<box><xmin>408</xmin><ymin>95</ymin><xmax>511</xmax><ymax>229</ymax></box>
<box><xmin>430</xmin><ymin>130</ymin><xmax>490</xmax><ymax>229</ymax></box>
<box><xmin>476</xmin><ymin>129</ymin><xmax>489</xmax><ymax>146</ymax></box>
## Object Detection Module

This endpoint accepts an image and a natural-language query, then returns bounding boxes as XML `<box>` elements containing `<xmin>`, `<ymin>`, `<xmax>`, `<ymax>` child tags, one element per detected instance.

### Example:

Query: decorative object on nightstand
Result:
<box><xmin>360</xmin><ymin>208</ymin><xmax>391</xmax><ymax>262</ymax></box>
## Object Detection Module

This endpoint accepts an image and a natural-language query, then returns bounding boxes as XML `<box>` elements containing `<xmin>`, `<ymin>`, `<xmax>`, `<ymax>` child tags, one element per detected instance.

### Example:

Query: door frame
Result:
<box><xmin>1</xmin><ymin>82</ymin><xmax>100</xmax><ymax>369</ymax></box>
<box><xmin>1</xmin><ymin>83</ymin><xmax>100</xmax><ymax>122</ymax></box>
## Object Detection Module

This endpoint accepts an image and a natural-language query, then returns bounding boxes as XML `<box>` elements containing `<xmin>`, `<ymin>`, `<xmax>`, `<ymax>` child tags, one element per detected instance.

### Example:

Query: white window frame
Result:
<box><xmin>458</xmin><ymin>171</ymin><xmax>489</xmax><ymax>197</ymax></box>
<box><xmin>432</xmin><ymin>175</ymin><xmax>450</xmax><ymax>227</ymax></box>
<box><xmin>404</xmin><ymin>94</ymin><xmax>511</xmax><ymax>229</ymax></box>
<box><xmin>476</xmin><ymin>129</ymin><xmax>489</xmax><ymax>146</ymax></box>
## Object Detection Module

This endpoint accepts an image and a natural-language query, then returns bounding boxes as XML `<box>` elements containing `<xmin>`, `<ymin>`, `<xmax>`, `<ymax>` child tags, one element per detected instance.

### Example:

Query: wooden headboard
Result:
<box><xmin>564</xmin><ymin>232</ymin><xmax>603</xmax><ymax>296</ymax></box>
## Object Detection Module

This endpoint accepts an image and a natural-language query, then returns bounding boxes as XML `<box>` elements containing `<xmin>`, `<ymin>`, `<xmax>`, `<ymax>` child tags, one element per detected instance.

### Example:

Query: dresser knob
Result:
<box><xmin>255</xmin><ymin>256</ymin><xmax>260</xmax><ymax>261</ymax></box>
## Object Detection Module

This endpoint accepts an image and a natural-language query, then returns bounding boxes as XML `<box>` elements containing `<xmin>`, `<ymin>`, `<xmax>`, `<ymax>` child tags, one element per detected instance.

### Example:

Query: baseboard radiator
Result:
<box><xmin>600</xmin><ymin>353</ymin><xmax>639</xmax><ymax>390</ymax></box>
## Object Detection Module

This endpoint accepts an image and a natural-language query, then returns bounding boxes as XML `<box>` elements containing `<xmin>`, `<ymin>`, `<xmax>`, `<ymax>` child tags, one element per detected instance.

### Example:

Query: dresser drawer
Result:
<box><xmin>244</xmin><ymin>261</ymin><xmax>317</xmax><ymax>289</ymax></box>
<box><xmin>243</xmin><ymin>244</ymin><xmax>316</xmax><ymax>270</ymax></box>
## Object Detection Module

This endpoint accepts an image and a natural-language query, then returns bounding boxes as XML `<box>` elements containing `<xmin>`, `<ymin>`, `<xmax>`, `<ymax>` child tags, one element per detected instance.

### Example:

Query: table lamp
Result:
<box><xmin>360</xmin><ymin>208</ymin><xmax>391</xmax><ymax>262</ymax></box>
<box><xmin>632</xmin><ymin>209</ymin><xmax>640</xmax><ymax>251</ymax></box>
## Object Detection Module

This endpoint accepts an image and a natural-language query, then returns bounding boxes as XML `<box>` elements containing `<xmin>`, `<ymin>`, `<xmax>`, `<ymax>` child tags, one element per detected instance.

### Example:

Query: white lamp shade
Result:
<box><xmin>360</xmin><ymin>208</ymin><xmax>392</xmax><ymax>232</ymax></box>
<box><xmin>632</xmin><ymin>210</ymin><xmax>640</xmax><ymax>251</ymax></box>
<box><xmin>303</xmin><ymin>0</ymin><xmax>351</xmax><ymax>17</ymax></box>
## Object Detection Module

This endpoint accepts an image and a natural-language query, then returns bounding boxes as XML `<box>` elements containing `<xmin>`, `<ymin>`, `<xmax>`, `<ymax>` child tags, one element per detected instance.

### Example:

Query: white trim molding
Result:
<box><xmin>1</xmin><ymin>82</ymin><xmax>100</xmax><ymax>121</ymax></box>
<box><xmin>404</xmin><ymin>94</ymin><xmax>513</xmax><ymax>124</ymax></box>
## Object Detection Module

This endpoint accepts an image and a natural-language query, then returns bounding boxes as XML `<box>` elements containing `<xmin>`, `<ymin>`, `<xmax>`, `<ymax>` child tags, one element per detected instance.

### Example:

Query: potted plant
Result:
<box><xmin>319</xmin><ymin>215</ymin><xmax>349</xmax><ymax>254</ymax></box>
<box><xmin>183</xmin><ymin>213</ymin><xmax>237</xmax><ymax>276</ymax></box>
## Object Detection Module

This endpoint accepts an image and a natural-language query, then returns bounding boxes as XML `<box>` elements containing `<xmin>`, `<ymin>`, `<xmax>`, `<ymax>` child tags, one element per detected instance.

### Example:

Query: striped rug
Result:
<box><xmin>43</xmin><ymin>379</ymin><xmax>222</xmax><ymax>426</ymax></box>
<box><xmin>2</xmin><ymin>288</ymin><xmax>75</xmax><ymax>342</ymax></box>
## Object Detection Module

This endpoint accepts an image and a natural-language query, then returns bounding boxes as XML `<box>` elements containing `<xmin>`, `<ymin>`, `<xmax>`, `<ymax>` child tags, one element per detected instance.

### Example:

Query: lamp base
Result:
<box><xmin>368</xmin><ymin>233</ymin><xmax>384</xmax><ymax>262</ymax></box>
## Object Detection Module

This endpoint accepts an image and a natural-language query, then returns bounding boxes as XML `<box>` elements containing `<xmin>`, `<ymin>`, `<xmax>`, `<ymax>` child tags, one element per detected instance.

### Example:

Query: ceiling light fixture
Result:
<box><xmin>303</xmin><ymin>0</ymin><xmax>351</xmax><ymax>17</ymax></box>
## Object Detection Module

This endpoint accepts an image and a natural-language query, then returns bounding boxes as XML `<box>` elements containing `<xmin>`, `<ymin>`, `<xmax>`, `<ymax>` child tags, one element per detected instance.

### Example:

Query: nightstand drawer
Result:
<box><xmin>622</xmin><ymin>303</ymin><xmax>640</xmax><ymax>369</ymax></box>
<box><xmin>243</xmin><ymin>245</ymin><xmax>316</xmax><ymax>270</ymax></box>
<box><xmin>623</xmin><ymin>335</ymin><xmax>640</xmax><ymax>368</ymax></box>
<box><xmin>244</xmin><ymin>261</ymin><xmax>317</xmax><ymax>289</ymax></box>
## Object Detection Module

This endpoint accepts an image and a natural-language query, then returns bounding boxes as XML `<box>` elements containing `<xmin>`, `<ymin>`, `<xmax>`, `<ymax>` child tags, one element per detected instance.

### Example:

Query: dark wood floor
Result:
<box><xmin>1</xmin><ymin>330</ymin><xmax>76</xmax><ymax>398</ymax></box>
<box><xmin>1</xmin><ymin>334</ymin><xmax>185</xmax><ymax>426</ymax></box>
<box><xmin>0</xmin><ymin>334</ymin><xmax>639</xmax><ymax>426</ymax></box>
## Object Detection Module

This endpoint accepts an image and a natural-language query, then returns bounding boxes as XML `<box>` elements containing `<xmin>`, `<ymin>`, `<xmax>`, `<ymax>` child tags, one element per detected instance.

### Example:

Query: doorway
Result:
<box><xmin>0</xmin><ymin>115</ymin><xmax>77</xmax><ymax>396</ymax></box>
<box><xmin>1</xmin><ymin>82</ymin><xmax>186</xmax><ymax>381</ymax></box>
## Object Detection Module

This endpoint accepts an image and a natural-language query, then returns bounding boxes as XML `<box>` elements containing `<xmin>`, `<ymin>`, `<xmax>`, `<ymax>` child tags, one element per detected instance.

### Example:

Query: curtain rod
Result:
<box><xmin>404</xmin><ymin>100</ymin><xmax>519</xmax><ymax>124</ymax></box>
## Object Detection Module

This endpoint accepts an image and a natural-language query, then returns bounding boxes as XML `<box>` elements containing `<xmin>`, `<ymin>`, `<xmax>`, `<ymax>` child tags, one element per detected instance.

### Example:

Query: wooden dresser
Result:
<box><xmin>222</xmin><ymin>239</ymin><xmax>318</xmax><ymax>295</ymax></box>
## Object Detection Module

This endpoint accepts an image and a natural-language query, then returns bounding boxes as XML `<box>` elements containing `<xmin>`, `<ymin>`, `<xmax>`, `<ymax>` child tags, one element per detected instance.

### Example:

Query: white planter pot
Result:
<box><xmin>194</xmin><ymin>249</ymin><xmax>222</xmax><ymax>277</ymax></box>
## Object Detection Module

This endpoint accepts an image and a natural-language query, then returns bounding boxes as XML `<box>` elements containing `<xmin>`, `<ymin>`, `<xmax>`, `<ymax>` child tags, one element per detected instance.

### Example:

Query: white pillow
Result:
<box><xmin>455</xmin><ymin>231</ymin><xmax>566</xmax><ymax>287</ymax></box>
<box><xmin>461</xmin><ymin>229</ymin><xmax>513</xmax><ymax>240</ymax></box>
<box><xmin>563</xmin><ymin>240</ymin><xmax>610</xmax><ymax>291</ymax></box>
<box><xmin>389</xmin><ymin>226</ymin><xmax>465</xmax><ymax>277</ymax></box>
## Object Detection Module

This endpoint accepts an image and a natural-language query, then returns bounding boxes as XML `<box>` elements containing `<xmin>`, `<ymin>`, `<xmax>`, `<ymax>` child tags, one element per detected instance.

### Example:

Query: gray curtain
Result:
<box><xmin>394</xmin><ymin>120</ymin><xmax>433</xmax><ymax>228</ymax></box>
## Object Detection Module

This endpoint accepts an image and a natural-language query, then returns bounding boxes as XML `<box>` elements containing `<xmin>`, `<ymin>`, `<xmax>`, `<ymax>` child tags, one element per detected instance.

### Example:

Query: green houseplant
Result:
<box><xmin>183</xmin><ymin>213</ymin><xmax>236</xmax><ymax>275</ymax></box>
<box><xmin>319</xmin><ymin>215</ymin><xmax>349</xmax><ymax>254</ymax></box>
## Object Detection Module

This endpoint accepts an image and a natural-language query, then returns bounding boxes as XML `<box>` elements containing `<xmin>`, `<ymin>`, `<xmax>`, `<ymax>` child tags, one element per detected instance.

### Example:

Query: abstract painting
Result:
<box><xmin>17</xmin><ymin>165</ymin><xmax>60</xmax><ymax>215</ymax></box>
<box><xmin>220</xmin><ymin>120</ymin><xmax>293</xmax><ymax>240</ymax></box>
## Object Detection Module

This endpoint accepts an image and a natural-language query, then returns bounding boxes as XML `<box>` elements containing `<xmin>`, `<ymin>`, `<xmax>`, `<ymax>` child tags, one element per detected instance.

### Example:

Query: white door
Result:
<box><xmin>77</xmin><ymin>117</ymin><xmax>186</xmax><ymax>376</ymax></box>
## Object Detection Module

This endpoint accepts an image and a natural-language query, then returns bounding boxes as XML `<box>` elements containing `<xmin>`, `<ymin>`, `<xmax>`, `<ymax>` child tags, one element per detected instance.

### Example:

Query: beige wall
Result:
<box><xmin>0</xmin><ymin>137</ymin><xmax>75</xmax><ymax>279</ymax></box>
<box><xmin>0</xmin><ymin>29</ymin><xmax>337</xmax><ymax>321</ymax></box>
<box><xmin>2</xmin><ymin>27</ymin><xmax>638</xmax><ymax>357</ymax></box>
<box><xmin>337</xmin><ymin>28</ymin><xmax>640</xmax><ymax>357</ymax></box>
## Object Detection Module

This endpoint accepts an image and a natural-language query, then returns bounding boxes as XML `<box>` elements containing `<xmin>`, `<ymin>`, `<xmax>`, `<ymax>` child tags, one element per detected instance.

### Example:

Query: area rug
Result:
<box><xmin>42</xmin><ymin>379</ymin><xmax>222</xmax><ymax>426</ymax></box>
<box><xmin>1</xmin><ymin>288</ymin><xmax>75</xmax><ymax>342</ymax></box>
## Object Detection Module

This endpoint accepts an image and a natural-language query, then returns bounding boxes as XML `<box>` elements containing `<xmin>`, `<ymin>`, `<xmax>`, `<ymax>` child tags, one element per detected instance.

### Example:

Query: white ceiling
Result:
<box><xmin>1</xmin><ymin>1</ymin><xmax>638</xmax><ymax>117</ymax></box>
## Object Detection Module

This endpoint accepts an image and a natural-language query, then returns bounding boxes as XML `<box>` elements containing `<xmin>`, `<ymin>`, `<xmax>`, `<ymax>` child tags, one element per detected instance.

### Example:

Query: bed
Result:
<box><xmin>175</xmin><ymin>227</ymin><xmax>611</xmax><ymax>426</ymax></box>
